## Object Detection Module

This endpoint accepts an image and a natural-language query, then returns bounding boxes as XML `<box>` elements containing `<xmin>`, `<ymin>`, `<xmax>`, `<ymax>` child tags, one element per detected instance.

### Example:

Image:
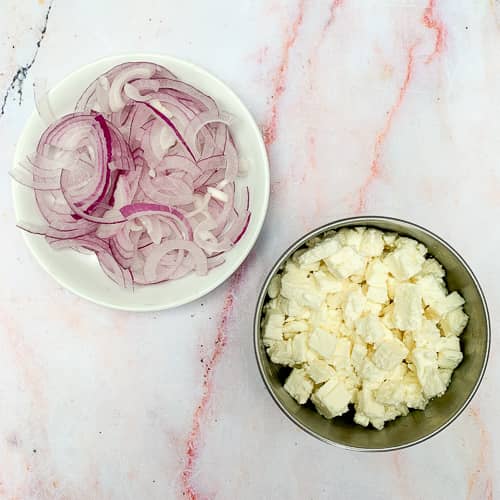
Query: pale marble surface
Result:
<box><xmin>0</xmin><ymin>1</ymin><xmax>498</xmax><ymax>499</ymax></box>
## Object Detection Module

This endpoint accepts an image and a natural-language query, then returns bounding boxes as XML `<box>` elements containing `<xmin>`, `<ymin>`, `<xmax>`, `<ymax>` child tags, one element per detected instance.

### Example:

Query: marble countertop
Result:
<box><xmin>0</xmin><ymin>1</ymin><xmax>498</xmax><ymax>498</ymax></box>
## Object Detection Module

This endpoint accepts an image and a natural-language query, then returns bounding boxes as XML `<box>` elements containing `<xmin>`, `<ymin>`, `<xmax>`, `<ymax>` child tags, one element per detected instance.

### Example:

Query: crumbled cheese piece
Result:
<box><xmin>393</xmin><ymin>283</ymin><xmax>423</xmax><ymax>331</ymax></box>
<box><xmin>298</xmin><ymin>237</ymin><xmax>341</xmax><ymax>265</ymax></box>
<box><xmin>307</xmin><ymin>360</ymin><xmax>336</xmax><ymax>383</ymax></box>
<box><xmin>343</xmin><ymin>288</ymin><xmax>367</xmax><ymax>326</ymax></box>
<box><xmin>262</xmin><ymin>313</ymin><xmax>284</xmax><ymax>346</ymax></box>
<box><xmin>308</xmin><ymin>328</ymin><xmax>337</xmax><ymax>359</ymax></box>
<box><xmin>440</xmin><ymin>308</ymin><xmax>468</xmax><ymax>336</ymax></box>
<box><xmin>372</xmin><ymin>338</ymin><xmax>408</xmax><ymax>371</ymax></box>
<box><xmin>311</xmin><ymin>378</ymin><xmax>353</xmax><ymax>418</ymax></box>
<box><xmin>384</xmin><ymin>245</ymin><xmax>425</xmax><ymax>280</ymax></box>
<box><xmin>284</xmin><ymin>368</ymin><xmax>314</xmax><ymax>404</ymax></box>
<box><xmin>325</xmin><ymin>247</ymin><xmax>366</xmax><ymax>280</ymax></box>
<box><xmin>359</xmin><ymin>228</ymin><xmax>385</xmax><ymax>257</ymax></box>
<box><xmin>263</xmin><ymin>228</ymin><xmax>465</xmax><ymax>430</ymax></box>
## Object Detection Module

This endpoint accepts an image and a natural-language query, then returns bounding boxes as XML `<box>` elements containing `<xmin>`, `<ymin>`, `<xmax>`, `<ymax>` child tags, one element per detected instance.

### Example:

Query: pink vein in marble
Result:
<box><xmin>467</xmin><ymin>406</ymin><xmax>493</xmax><ymax>500</ymax></box>
<box><xmin>357</xmin><ymin>44</ymin><xmax>417</xmax><ymax>212</ymax></box>
<box><xmin>180</xmin><ymin>268</ymin><xmax>244</xmax><ymax>500</ymax></box>
<box><xmin>321</xmin><ymin>0</ymin><xmax>344</xmax><ymax>42</ymax></box>
<box><xmin>422</xmin><ymin>0</ymin><xmax>446</xmax><ymax>64</ymax></box>
<box><xmin>263</xmin><ymin>0</ymin><xmax>305</xmax><ymax>146</ymax></box>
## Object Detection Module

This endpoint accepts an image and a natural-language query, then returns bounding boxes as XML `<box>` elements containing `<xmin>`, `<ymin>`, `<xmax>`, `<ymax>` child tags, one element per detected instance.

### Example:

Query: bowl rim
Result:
<box><xmin>253</xmin><ymin>215</ymin><xmax>491</xmax><ymax>452</ymax></box>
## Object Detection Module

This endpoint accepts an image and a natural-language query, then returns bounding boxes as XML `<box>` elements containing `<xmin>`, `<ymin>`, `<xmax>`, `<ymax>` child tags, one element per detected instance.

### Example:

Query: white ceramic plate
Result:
<box><xmin>12</xmin><ymin>54</ymin><xmax>269</xmax><ymax>311</ymax></box>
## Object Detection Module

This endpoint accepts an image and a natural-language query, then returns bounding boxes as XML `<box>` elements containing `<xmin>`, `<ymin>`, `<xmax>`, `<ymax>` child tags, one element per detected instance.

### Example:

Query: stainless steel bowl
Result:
<box><xmin>254</xmin><ymin>216</ymin><xmax>490</xmax><ymax>451</ymax></box>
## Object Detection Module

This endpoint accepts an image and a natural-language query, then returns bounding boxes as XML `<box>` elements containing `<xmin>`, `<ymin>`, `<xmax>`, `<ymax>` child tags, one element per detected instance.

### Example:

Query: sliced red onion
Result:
<box><xmin>14</xmin><ymin>62</ymin><xmax>251</xmax><ymax>287</ymax></box>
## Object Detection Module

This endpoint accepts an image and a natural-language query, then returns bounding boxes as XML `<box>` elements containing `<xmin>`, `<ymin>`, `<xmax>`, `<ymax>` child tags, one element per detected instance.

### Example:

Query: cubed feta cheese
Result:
<box><xmin>313</xmin><ymin>269</ymin><xmax>344</xmax><ymax>293</ymax></box>
<box><xmin>429</xmin><ymin>291</ymin><xmax>465</xmax><ymax>319</ymax></box>
<box><xmin>417</xmin><ymin>275</ymin><xmax>447</xmax><ymax>308</ymax></box>
<box><xmin>438</xmin><ymin>350</ymin><xmax>463</xmax><ymax>370</ymax></box>
<box><xmin>325</xmin><ymin>247</ymin><xmax>367</xmax><ymax>280</ymax></box>
<box><xmin>359</xmin><ymin>228</ymin><xmax>385</xmax><ymax>257</ymax></box>
<box><xmin>307</xmin><ymin>359</ymin><xmax>336</xmax><ymax>383</ymax></box>
<box><xmin>393</xmin><ymin>283</ymin><xmax>423</xmax><ymax>331</ymax></box>
<box><xmin>343</xmin><ymin>289</ymin><xmax>367</xmax><ymax>325</ymax></box>
<box><xmin>366</xmin><ymin>259</ymin><xmax>389</xmax><ymax>286</ymax></box>
<box><xmin>283</xmin><ymin>319</ymin><xmax>309</xmax><ymax>334</ymax></box>
<box><xmin>267</xmin><ymin>340</ymin><xmax>294</xmax><ymax>366</ymax></box>
<box><xmin>372</xmin><ymin>338</ymin><xmax>408</xmax><ymax>371</ymax></box>
<box><xmin>262</xmin><ymin>312</ymin><xmax>284</xmax><ymax>346</ymax></box>
<box><xmin>366</xmin><ymin>285</ymin><xmax>389</xmax><ymax>304</ymax></box>
<box><xmin>298</xmin><ymin>237</ymin><xmax>341</xmax><ymax>265</ymax></box>
<box><xmin>351</xmin><ymin>343</ymin><xmax>368</xmax><ymax>371</ymax></box>
<box><xmin>268</xmin><ymin>275</ymin><xmax>281</xmax><ymax>299</ymax></box>
<box><xmin>311</xmin><ymin>378</ymin><xmax>353</xmax><ymax>418</ymax></box>
<box><xmin>331</xmin><ymin>338</ymin><xmax>352</xmax><ymax>369</ymax></box>
<box><xmin>402</xmin><ymin>371</ymin><xmax>427</xmax><ymax>409</ymax></box>
<box><xmin>355</xmin><ymin>314</ymin><xmax>391</xmax><ymax>344</ymax></box>
<box><xmin>412</xmin><ymin>319</ymin><xmax>441</xmax><ymax>348</ymax></box>
<box><xmin>440</xmin><ymin>308</ymin><xmax>468</xmax><ymax>336</ymax></box>
<box><xmin>412</xmin><ymin>348</ymin><xmax>446</xmax><ymax>398</ymax></box>
<box><xmin>384</xmin><ymin>246</ymin><xmax>425</xmax><ymax>280</ymax></box>
<box><xmin>359</xmin><ymin>359</ymin><xmax>387</xmax><ymax>388</ymax></box>
<box><xmin>291</xmin><ymin>333</ymin><xmax>311</xmax><ymax>363</ymax></box>
<box><xmin>308</xmin><ymin>328</ymin><xmax>337</xmax><ymax>359</ymax></box>
<box><xmin>420</xmin><ymin>257</ymin><xmax>445</xmax><ymax>278</ymax></box>
<box><xmin>284</xmin><ymin>368</ymin><xmax>314</xmax><ymax>404</ymax></box>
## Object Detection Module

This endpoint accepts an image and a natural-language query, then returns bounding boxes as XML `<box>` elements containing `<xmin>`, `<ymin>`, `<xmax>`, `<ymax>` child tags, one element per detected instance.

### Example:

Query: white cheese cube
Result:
<box><xmin>351</xmin><ymin>343</ymin><xmax>368</xmax><ymax>371</ymax></box>
<box><xmin>268</xmin><ymin>275</ymin><xmax>281</xmax><ymax>299</ymax></box>
<box><xmin>281</xmin><ymin>263</ymin><xmax>324</xmax><ymax>309</ymax></box>
<box><xmin>331</xmin><ymin>338</ymin><xmax>352</xmax><ymax>369</ymax></box>
<box><xmin>439</xmin><ymin>368</ymin><xmax>453</xmax><ymax>388</ymax></box>
<box><xmin>311</xmin><ymin>378</ymin><xmax>352</xmax><ymax>418</ymax></box>
<box><xmin>412</xmin><ymin>348</ymin><xmax>446</xmax><ymax>398</ymax></box>
<box><xmin>384</xmin><ymin>246</ymin><xmax>425</xmax><ymax>280</ymax></box>
<box><xmin>438</xmin><ymin>336</ymin><xmax>461</xmax><ymax>352</ymax></box>
<box><xmin>292</xmin><ymin>333</ymin><xmax>311</xmax><ymax>363</ymax></box>
<box><xmin>307</xmin><ymin>359</ymin><xmax>336</xmax><ymax>383</ymax></box>
<box><xmin>356</xmin><ymin>386</ymin><xmax>386</xmax><ymax>421</ymax></box>
<box><xmin>372</xmin><ymin>339</ymin><xmax>408</xmax><ymax>371</ymax></box>
<box><xmin>438</xmin><ymin>350</ymin><xmax>463</xmax><ymax>370</ymax></box>
<box><xmin>366</xmin><ymin>285</ymin><xmax>388</xmax><ymax>304</ymax></box>
<box><xmin>440</xmin><ymin>308</ymin><xmax>468</xmax><ymax>336</ymax></box>
<box><xmin>308</xmin><ymin>328</ymin><xmax>337</xmax><ymax>359</ymax></box>
<box><xmin>376</xmin><ymin>380</ymin><xmax>405</xmax><ymax>406</ymax></box>
<box><xmin>359</xmin><ymin>228</ymin><xmax>385</xmax><ymax>257</ymax></box>
<box><xmin>343</xmin><ymin>289</ymin><xmax>367</xmax><ymax>326</ymax></box>
<box><xmin>359</xmin><ymin>359</ymin><xmax>386</xmax><ymax>388</ymax></box>
<box><xmin>412</xmin><ymin>319</ymin><xmax>441</xmax><ymax>348</ymax></box>
<box><xmin>393</xmin><ymin>283</ymin><xmax>423</xmax><ymax>331</ymax></box>
<box><xmin>284</xmin><ymin>368</ymin><xmax>314</xmax><ymax>404</ymax></box>
<box><xmin>418</xmin><ymin>275</ymin><xmax>447</xmax><ymax>308</ymax></box>
<box><xmin>267</xmin><ymin>340</ymin><xmax>294</xmax><ymax>366</ymax></box>
<box><xmin>421</xmin><ymin>257</ymin><xmax>445</xmax><ymax>278</ymax></box>
<box><xmin>283</xmin><ymin>319</ymin><xmax>309</xmax><ymax>335</ymax></box>
<box><xmin>429</xmin><ymin>291</ymin><xmax>465</xmax><ymax>319</ymax></box>
<box><xmin>313</xmin><ymin>269</ymin><xmax>344</xmax><ymax>293</ymax></box>
<box><xmin>325</xmin><ymin>247</ymin><xmax>367</xmax><ymax>280</ymax></box>
<box><xmin>354</xmin><ymin>412</ymin><xmax>370</xmax><ymax>427</ymax></box>
<box><xmin>262</xmin><ymin>313</ymin><xmax>284</xmax><ymax>346</ymax></box>
<box><xmin>355</xmin><ymin>315</ymin><xmax>391</xmax><ymax>345</ymax></box>
<box><xmin>365</xmin><ymin>301</ymin><xmax>383</xmax><ymax>316</ymax></box>
<box><xmin>365</xmin><ymin>259</ymin><xmax>389</xmax><ymax>286</ymax></box>
<box><xmin>298</xmin><ymin>237</ymin><xmax>341</xmax><ymax>265</ymax></box>
<box><xmin>335</xmin><ymin>227</ymin><xmax>365</xmax><ymax>251</ymax></box>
